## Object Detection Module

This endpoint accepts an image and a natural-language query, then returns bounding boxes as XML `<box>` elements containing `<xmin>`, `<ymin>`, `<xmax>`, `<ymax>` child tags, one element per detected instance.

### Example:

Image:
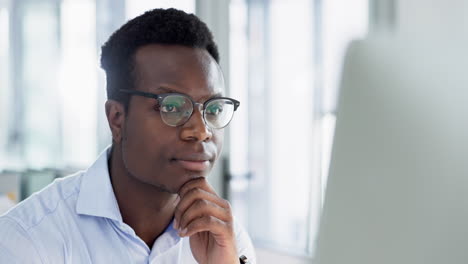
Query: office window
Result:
<box><xmin>0</xmin><ymin>7</ymin><xmax>10</xmax><ymax>169</ymax></box>
<box><xmin>229</xmin><ymin>0</ymin><xmax>368</xmax><ymax>256</ymax></box>
<box><xmin>59</xmin><ymin>0</ymin><xmax>97</xmax><ymax>167</ymax></box>
<box><xmin>125</xmin><ymin>0</ymin><xmax>195</xmax><ymax>19</ymax></box>
<box><xmin>10</xmin><ymin>0</ymin><xmax>98</xmax><ymax>169</ymax></box>
<box><xmin>0</xmin><ymin>0</ymin><xmax>207</xmax><ymax>198</ymax></box>
<box><xmin>1</xmin><ymin>0</ymin><xmax>110</xmax><ymax>171</ymax></box>
<box><xmin>21</xmin><ymin>0</ymin><xmax>62</xmax><ymax>168</ymax></box>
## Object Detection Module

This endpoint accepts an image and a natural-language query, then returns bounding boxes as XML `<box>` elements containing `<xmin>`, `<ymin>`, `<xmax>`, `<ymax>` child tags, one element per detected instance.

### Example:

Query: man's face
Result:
<box><xmin>120</xmin><ymin>44</ymin><xmax>224</xmax><ymax>194</ymax></box>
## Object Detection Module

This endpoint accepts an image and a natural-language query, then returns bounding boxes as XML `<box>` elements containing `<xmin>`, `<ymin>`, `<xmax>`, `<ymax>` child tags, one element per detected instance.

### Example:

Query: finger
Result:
<box><xmin>178</xmin><ymin>198</ymin><xmax>231</xmax><ymax>232</ymax></box>
<box><xmin>180</xmin><ymin>215</ymin><xmax>235</xmax><ymax>245</ymax></box>
<box><xmin>178</xmin><ymin>177</ymin><xmax>216</xmax><ymax>198</ymax></box>
<box><xmin>174</xmin><ymin>187</ymin><xmax>229</xmax><ymax>228</ymax></box>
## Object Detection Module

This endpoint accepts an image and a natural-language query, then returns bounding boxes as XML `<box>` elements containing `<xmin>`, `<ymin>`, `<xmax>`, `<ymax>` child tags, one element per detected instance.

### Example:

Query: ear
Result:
<box><xmin>105</xmin><ymin>100</ymin><xmax>126</xmax><ymax>143</ymax></box>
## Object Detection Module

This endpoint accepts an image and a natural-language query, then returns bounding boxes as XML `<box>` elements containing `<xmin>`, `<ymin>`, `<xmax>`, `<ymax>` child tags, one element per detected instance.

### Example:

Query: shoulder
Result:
<box><xmin>0</xmin><ymin>171</ymin><xmax>84</xmax><ymax>262</ymax></box>
<box><xmin>0</xmin><ymin>171</ymin><xmax>83</xmax><ymax>231</ymax></box>
<box><xmin>0</xmin><ymin>215</ymin><xmax>44</xmax><ymax>263</ymax></box>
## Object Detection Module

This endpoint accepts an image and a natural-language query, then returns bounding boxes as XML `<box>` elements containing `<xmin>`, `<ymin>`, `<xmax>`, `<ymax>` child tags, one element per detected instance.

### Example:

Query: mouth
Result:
<box><xmin>173</xmin><ymin>159</ymin><xmax>210</xmax><ymax>172</ymax></box>
<box><xmin>171</xmin><ymin>151</ymin><xmax>213</xmax><ymax>172</ymax></box>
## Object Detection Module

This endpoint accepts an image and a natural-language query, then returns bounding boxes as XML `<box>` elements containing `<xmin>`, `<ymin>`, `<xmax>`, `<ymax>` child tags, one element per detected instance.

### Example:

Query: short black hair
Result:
<box><xmin>100</xmin><ymin>8</ymin><xmax>219</xmax><ymax>111</ymax></box>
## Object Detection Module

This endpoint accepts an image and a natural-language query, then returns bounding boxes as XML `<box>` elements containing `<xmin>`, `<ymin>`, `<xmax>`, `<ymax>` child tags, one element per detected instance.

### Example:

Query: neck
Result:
<box><xmin>109</xmin><ymin>144</ymin><xmax>179</xmax><ymax>248</ymax></box>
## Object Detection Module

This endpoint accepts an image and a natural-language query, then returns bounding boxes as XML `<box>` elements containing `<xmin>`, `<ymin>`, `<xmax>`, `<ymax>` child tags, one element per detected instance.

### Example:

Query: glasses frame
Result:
<box><xmin>119</xmin><ymin>89</ymin><xmax>240</xmax><ymax>129</ymax></box>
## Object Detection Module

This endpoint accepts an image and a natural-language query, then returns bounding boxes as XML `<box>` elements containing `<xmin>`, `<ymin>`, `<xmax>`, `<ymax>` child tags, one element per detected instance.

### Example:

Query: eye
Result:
<box><xmin>161</xmin><ymin>103</ymin><xmax>181</xmax><ymax>113</ymax></box>
<box><xmin>160</xmin><ymin>95</ymin><xmax>186</xmax><ymax>113</ymax></box>
<box><xmin>206</xmin><ymin>102</ymin><xmax>224</xmax><ymax>115</ymax></box>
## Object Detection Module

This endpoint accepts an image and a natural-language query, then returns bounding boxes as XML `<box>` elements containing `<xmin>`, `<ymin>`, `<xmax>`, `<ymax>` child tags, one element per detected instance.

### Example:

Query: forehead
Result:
<box><xmin>133</xmin><ymin>44</ymin><xmax>224</xmax><ymax>98</ymax></box>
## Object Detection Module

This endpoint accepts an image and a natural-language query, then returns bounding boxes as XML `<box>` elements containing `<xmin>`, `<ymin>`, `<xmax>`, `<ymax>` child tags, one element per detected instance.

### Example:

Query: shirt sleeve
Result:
<box><xmin>0</xmin><ymin>216</ymin><xmax>44</xmax><ymax>264</ymax></box>
<box><xmin>234</xmin><ymin>219</ymin><xmax>257</xmax><ymax>264</ymax></box>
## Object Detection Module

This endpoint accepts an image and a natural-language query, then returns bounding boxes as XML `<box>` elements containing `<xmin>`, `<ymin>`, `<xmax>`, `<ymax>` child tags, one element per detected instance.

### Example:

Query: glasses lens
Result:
<box><xmin>160</xmin><ymin>95</ymin><xmax>193</xmax><ymax>126</ymax></box>
<box><xmin>204</xmin><ymin>99</ymin><xmax>235</xmax><ymax>128</ymax></box>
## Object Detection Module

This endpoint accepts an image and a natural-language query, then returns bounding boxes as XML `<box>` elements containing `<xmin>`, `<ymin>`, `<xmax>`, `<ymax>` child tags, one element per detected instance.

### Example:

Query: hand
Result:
<box><xmin>174</xmin><ymin>177</ymin><xmax>238</xmax><ymax>264</ymax></box>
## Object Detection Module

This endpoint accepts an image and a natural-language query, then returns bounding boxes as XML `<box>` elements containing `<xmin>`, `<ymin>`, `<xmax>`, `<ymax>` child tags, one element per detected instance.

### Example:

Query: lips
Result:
<box><xmin>172</xmin><ymin>153</ymin><xmax>213</xmax><ymax>172</ymax></box>
<box><xmin>175</xmin><ymin>159</ymin><xmax>210</xmax><ymax>171</ymax></box>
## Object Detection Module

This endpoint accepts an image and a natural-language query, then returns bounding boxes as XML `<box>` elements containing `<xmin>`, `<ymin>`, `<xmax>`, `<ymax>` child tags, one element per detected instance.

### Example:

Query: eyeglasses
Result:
<box><xmin>120</xmin><ymin>89</ymin><xmax>240</xmax><ymax>129</ymax></box>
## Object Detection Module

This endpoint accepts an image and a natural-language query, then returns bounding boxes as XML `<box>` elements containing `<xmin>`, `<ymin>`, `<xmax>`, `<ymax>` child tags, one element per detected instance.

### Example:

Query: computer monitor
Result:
<box><xmin>315</xmin><ymin>35</ymin><xmax>468</xmax><ymax>264</ymax></box>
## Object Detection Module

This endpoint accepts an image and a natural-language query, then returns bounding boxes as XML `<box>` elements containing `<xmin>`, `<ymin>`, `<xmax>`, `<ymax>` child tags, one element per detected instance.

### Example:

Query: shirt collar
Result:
<box><xmin>151</xmin><ymin>219</ymin><xmax>182</xmax><ymax>255</ymax></box>
<box><xmin>76</xmin><ymin>145</ymin><xmax>123</xmax><ymax>222</ymax></box>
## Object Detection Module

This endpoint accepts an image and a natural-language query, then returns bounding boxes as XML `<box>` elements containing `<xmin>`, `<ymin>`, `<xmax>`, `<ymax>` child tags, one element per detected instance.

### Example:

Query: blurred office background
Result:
<box><xmin>0</xmin><ymin>0</ymin><xmax>462</xmax><ymax>263</ymax></box>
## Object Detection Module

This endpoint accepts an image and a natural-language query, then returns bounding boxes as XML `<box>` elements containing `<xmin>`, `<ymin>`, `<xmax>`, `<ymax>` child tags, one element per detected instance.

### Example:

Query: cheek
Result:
<box><xmin>123</xmin><ymin>115</ymin><xmax>171</xmax><ymax>165</ymax></box>
<box><xmin>213</xmin><ymin>130</ymin><xmax>224</xmax><ymax>156</ymax></box>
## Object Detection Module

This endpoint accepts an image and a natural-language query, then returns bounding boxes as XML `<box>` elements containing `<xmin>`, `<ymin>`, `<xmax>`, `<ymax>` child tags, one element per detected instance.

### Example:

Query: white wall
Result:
<box><xmin>397</xmin><ymin>0</ymin><xmax>468</xmax><ymax>36</ymax></box>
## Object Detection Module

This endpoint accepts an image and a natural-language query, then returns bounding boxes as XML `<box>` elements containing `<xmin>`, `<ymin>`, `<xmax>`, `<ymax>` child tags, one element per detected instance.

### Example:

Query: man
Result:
<box><xmin>0</xmin><ymin>8</ymin><xmax>255</xmax><ymax>264</ymax></box>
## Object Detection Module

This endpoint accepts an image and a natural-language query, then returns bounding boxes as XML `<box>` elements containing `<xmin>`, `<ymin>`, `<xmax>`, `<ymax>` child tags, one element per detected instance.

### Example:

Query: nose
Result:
<box><xmin>180</xmin><ymin>104</ymin><xmax>213</xmax><ymax>142</ymax></box>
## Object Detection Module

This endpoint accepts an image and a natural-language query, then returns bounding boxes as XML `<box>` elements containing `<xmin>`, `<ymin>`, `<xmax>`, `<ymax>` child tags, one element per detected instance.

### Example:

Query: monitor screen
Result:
<box><xmin>315</xmin><ymin>35</ymin><xmax>468</xmax><ymax>264</ymax></box>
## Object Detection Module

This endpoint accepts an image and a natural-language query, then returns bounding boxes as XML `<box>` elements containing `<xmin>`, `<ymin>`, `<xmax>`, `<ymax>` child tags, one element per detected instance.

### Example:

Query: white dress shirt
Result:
<box><xmin>0</xmin><ymin>147</ymin><xmax>256</xmax><ymax>263</ymax></box>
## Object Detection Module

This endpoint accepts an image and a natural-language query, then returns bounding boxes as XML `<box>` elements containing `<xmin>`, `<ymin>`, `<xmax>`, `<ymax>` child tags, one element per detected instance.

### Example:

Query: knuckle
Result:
<box><xmin>196</xmin><ymin>199</ymin><xmax>209</xmax><ymax>208</ymax></box>
<box><xmin>188</xmin><ymin>188</ymin><xmax>202</xmax><ymax>197</ymax></box>
<box><xmin>222</xmin><ymin>199</ymin><xmax>232</xmax><ymax>209</ymax></box>
<box><xmin>221</xmin><ymin>199</ymin><xmax>232</xmax><ymax>212</ymax></box>
<box><xmin>205</xmin><ymin>215</ymin><xmax>216</xmax><ymax>225</ymax></box>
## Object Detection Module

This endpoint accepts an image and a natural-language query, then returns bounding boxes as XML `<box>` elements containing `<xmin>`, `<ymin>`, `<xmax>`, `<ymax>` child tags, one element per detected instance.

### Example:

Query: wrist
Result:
<box><xmin>206</xmin><ymin>258</ymin><xmax>238</xmax><ymax>264</ymax></box>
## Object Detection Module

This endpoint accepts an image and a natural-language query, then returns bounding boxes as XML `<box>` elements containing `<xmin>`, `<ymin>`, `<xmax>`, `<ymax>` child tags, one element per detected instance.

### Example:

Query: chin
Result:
<box><xmin>174</xmin><ymin>170</ymin><xmax>207</xmax><ymax>191</ymax></box>
<box><xmin>143</xmin><ymin>175</ymin><xmax>191</xmax><ymax>194</ymax></box>
<box><xmin>145</xmin><ymin>180</ymin><xmax>177</xmax><ymax>194</ymax></box>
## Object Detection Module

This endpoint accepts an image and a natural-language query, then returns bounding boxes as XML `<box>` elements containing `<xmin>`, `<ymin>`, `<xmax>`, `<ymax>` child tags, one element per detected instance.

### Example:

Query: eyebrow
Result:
<box><xmin>154</xmin><ymin>86</ymin><xmax>180</xmax><ymax>94</ymax></box>
<box><xmin>154</xmin><ymin>86</ymin><xmax>224</xmax><ymax>100</ymax></box>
